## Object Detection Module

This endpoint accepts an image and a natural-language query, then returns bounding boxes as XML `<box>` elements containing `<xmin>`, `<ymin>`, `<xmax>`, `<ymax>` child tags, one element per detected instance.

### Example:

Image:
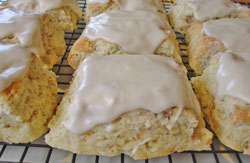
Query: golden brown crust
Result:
<box><xmin>67</xmin><ymin>36</ymin><xmax>90</xmax><ymax>67</ymax></box>
<box><xmin>191</xmin><ymin>73</ymin><xmax>221</xmax><ymax>137</ymax></box>
<box><xmin>231</xmin><ymin>105</ymin><xmax>250</xmax><ymax>124</ymax></box>
<box><xmin>186</xmin><ymin>23</ymin><xmax>225</xmax><ymax>75</ymax></box>
<box><xmin>69</xmin><ymin>36</ymin><xmax>93</xmax><ymax>55</ymax></box>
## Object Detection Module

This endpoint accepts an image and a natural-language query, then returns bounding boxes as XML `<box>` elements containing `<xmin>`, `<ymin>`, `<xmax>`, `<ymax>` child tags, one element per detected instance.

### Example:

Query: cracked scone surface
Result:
<box><xmin>0</xmin><ymin>54</ymin><xmax>58</xmax><ymax>143</ymax></box>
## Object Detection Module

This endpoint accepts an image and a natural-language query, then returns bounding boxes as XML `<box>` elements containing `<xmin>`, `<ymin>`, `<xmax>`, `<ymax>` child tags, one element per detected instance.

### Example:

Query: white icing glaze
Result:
<box><xmin>203</xmin><ymin>18</ymin><xmax>250</xmax><ymax>62</ymax></box>
<box><xmin>87</xmin><ymin>0</ymin><xmax>109</xmax><ymax>4</ymax></box>
<box><xmin>0</xmin><ymin>44</ymin><xmax>30</xmax><ymax>92</ymax></box>
<box><xmin>216</xmin><ymin>52</ymin><xmax>250</xmax><ymax>104</ymax></box>
<box><xmin>188</xmin><ymin>0</ymin><xmax>235</xmax><ymax>21</ymax></box>
<box><xmin>83</xmin><ymin>10</ymin><xmax>170</xmax><ymax>54</ymax></box>
<box><xmin>119</xmin><ymin>0</ymin><xmax>165</xmax><ymax>13</ymax></box>
<box><xmin>63</xmin><ymin>55</ymin><xmax>196</xmax><ymax>134</ymax></box>
<box><xmin>87</xmin><ymin>0</ymin><xmax>165</xmax><ymax>13</ymax></box>
<box><xmin>8</xmin><ymin>0</ymin><xmax>82</xmax><ymax>18</ymax></box>
<box><xmin>0</xmin><ymin>7</ymin><xmax>45</xmax><ymax>57</ymax></box>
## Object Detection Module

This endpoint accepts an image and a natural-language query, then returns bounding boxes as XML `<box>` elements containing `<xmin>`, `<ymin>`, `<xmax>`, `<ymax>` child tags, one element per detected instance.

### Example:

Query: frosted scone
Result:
<box><xmin>3</xmin><ymin>0</ymin><xmax>82</xmax><ymax>30</ymax></box>
<box><xmin>0</xmin><ymin>44</ymin><xmax>57</xmax><ymax>143</ymax></box>
<box><xmin>68</xmin><ymin>10</ymin><xmax>181</xmax><ymax>69</ymax></box>
<box><xmin>85</xmin><ymin>0</ymin><xmax>166</xmax><ymax>24</ymax></box>
<box><xmin>185</xmin><ymin>18</ymin><xmax>250</xmax><ymax>74</ymax></box>
<box><xmin>46</xmin><ymin>55</ymin><xmax>212</xmax><ymax>159</ymax></box>
<box><xmin>168</xmin><ymin>0</ymin><xmax>250</xmax><ymax>34</ymax></box>
<box><xmin>192</xmin><ymin>53</ymin><xmax>250</xmax><ymax>154</ymax></box>
<box><xmin>0</xmin><ymin>7</ymin><xmax>65</xmax><ymax>68</ymax></box>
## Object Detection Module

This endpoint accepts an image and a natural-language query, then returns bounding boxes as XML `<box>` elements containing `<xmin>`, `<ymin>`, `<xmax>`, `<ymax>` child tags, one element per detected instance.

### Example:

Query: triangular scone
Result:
<box><xmin>68</xmin><ymin>10</ymin><xmax>181</xmax><ymax>69</ymax></box>
<box><xmin>186</xmin><ymin>18</ymin><xmax>250</xmax><ymax>75</ymax></box>
<box><xmin>0</xmin><ymin>44</ymin><xmax>57</xmax><ymax>143</ymax></box>
<box><xmin>46</xmin><ymin>55</ymin><xmax>212</xmax><ymax>159</ymax></box>
<box><xmin>85</xmin><ymin>0</ymin><xmax>166</xmax><ymax>24</ymax></box>
<box><xmin>2</xmin><ymin>0</ymin><xmax>82</xmax><ymax>30</ymax></box>
<box><xmin>168</xmin><ymin>0</ymin><xmax>250</xmax><ymax>34</ymax></box>
<box><xmin>192</xmin><ymin>53</ymin><xmax>250</xmax><ymax>155</ymax></box>
<box><xmin>0</xmin><ymin>7</ymin><xmax>66</xmax><ymax>68</ymax></box>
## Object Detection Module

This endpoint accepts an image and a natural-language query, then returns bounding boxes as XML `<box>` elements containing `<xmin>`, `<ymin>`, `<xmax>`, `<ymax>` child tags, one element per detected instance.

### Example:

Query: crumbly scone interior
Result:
<box><xmin>0</xmin><ymin>53</ymin><xmax>57</xmax><ymax>143</ymax></box>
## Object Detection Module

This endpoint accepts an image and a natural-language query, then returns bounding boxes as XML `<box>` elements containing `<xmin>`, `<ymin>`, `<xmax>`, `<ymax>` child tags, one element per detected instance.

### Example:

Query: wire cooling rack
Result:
<box><xmin>0</xmin><ymin>0</ymin><xmax>250</xmax><ymax>162</ymax></box>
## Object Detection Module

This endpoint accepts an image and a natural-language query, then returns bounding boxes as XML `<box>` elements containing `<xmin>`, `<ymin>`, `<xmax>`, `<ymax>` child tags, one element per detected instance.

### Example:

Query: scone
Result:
<box><xmin>168</xmin><ymin>0</ymin><xmax>250</xmax><ymax>34</ymax></box>
<box><xmin>85</xmin><ymin>0</ymin><xmax>166</xmax><ymax>24</ymax></box>
<box><xmin>46</xmin><ymin>55</ymin><xmax>212</xmax><ymax>160</ymax></box>
<box><xmin>0</xmin><ymin>7</ymin><xmax>65</xmax><ymax>68</ymax></box>
<box><xmin>192</xmin><ymin>53</ymin><xmax>250</xmax><ymax>155</ymax></box>
<box><xmin>0</xmin><ymin>44</ymin><xmax>57</xmax><ymax>143</ymax></box>
<box><xmin>68</xmin><ymin>10</ymin><xmax>181</xmax><ymax>69</ymax></box>
<box><xmin>185</xmin><ymin>18</ymin><xmax>250</xmax><ymax>75</ymax></box>
<box><xmin>3</xmin><ymin>0</ymin><xmax>82</xmax><ymax>30</ymax></box>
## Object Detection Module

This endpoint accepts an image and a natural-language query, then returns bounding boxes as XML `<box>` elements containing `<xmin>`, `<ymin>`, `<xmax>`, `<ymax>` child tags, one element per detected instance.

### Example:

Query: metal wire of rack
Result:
<box><xmin>0</xmin><ymin>0</ymin><xmax>250</xmax><ymax>162</ymax></box>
